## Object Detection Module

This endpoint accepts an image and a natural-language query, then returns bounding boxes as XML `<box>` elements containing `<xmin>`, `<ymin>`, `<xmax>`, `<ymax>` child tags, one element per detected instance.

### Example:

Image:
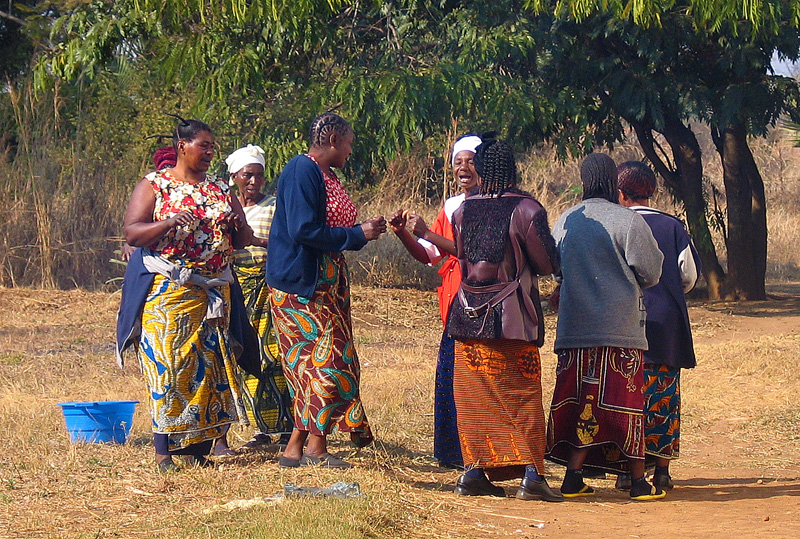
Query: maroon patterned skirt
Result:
<box><xmin>546</xmin><ymin>346</ymin><xmax>645</xmax><ymax>474</ymax></box>
<box><xmin>269</xmin><ymin>252</ymin><xmax>372</xmax><ymax>447</ymax></box>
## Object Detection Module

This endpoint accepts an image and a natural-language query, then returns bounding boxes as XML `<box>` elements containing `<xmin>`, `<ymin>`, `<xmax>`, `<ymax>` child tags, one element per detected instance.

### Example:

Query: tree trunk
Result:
<box><xmin>715</xmin><ymin>122</ymin><xmax>767</xmax><ymax>300</ymax></box>
<box><xmin>632</xmin><ymin>118</ymin><xmax>728</xmax><ymax>299</ymax></box>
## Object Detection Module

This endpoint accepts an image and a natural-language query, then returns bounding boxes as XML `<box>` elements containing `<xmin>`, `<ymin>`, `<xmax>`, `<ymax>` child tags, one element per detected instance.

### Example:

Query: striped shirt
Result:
<box><xmin>232</xmin><ymin>195</ymin><xmax>275</xmax><ymax>266</ymax></box>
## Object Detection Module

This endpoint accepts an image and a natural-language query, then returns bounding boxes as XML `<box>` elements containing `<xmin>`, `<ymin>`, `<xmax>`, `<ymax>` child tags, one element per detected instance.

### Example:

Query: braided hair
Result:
<box><xmin>309</xmin><ymin>112</ymin><xmax>352</xmax><ymax>148</ymax></box>
<box><xmin>580</xmin><ymin>153</ymin><xmax>618</xmax><ymax>203</ymax></box>
<box><xmin>474</xmin><ymin>135</ymin><xmax>517</xmax><ymax>197</ymax></box>
<box><xmin>167</xmin><ymin>113</ymin><xmax>212</xmax><ymax>151</ymax></box>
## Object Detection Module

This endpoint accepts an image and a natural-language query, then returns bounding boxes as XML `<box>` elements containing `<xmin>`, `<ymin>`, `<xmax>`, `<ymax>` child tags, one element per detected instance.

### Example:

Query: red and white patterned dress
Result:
<box><xmin>305</xmin><ymin>154</ymin><xmax>358</xmax><ymax>228</ymax></box>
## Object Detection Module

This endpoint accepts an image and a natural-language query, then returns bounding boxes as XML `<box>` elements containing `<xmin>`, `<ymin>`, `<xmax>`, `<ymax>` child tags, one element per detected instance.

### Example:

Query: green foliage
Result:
<box><xmin>32</xmin><ymin>1</ymin><xmax>559</xmax><ymax>180</ymax></box>
<box><xmin>525</xmin><ymin>0</ymin><xmax>800</xmax><ymax>35</ymax></box>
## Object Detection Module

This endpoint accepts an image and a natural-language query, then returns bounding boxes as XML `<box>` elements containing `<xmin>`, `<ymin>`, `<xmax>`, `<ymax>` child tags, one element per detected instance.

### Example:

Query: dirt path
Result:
<box><xmin>0</xmin><ymin>284</ymin><xmax>798</xmax><ymax>538</ymax></box>
<box><xmin>444</xmin><ymin>284</ymin><xmax>800</xmax><ymax>538</ymax></box>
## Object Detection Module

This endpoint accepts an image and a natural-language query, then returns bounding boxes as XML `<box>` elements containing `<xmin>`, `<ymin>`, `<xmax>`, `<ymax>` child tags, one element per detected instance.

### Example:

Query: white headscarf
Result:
<box><xmin>225</xmin><ymin>144</ymin><xmax>266</xmax><ymax>175</ymax></box>
<box><xmin>451</xmin><ymin>135</ymin><xmax>482</xmax><ymax>166</ymax></box>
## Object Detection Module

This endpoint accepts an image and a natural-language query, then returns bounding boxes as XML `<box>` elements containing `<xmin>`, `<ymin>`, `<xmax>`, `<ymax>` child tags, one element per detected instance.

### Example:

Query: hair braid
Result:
<box><xmin>474</xmin><ymin>137</ymin><xmax>517</xmax><ymax>197</ymax></box>
<box><xmin>166</xmin><ymin>113</ymin><xmax>212</xmax><ymax>151</ymax></box>
<box><xmin>309</xmin><ymin>112</ymin><xmax>351</xmax><ymax>148</ymax></box>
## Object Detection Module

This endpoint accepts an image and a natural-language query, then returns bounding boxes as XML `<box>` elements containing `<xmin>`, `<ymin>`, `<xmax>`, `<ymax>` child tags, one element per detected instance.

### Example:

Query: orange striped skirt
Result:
<box><xmin>453</xmin><ymin>339</ymin><xmax>546</xmax><ymax>481</ymax></box>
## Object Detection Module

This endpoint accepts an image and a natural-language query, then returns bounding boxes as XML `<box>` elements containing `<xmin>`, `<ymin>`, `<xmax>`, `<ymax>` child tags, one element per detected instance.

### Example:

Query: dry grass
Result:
<box><xmin>1</xmin><ymin>282</ymin><xmax>799</xmax><ymax>538</ymax></box>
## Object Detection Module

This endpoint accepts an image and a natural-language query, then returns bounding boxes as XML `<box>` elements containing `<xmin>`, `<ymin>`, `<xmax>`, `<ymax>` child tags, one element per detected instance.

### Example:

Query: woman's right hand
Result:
<box><xmin>168</xmin><ymin>210</ymin><xmax>194</xmax><ymax>228</ymax></box>
<box><xmin>361</xmin><ymin>216</ymin><xmax>387</xmax><ymax>241</ymax></box>
<box><xmin>388</xmin><ymin>210</ymin><xmax>406</xmax><ymax>233</ymax></box>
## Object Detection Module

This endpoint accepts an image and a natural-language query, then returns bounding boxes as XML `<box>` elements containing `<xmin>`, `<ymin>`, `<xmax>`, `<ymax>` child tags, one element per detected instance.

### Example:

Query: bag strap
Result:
<box><xmin>458</xmin><ymin>280</ymin><xmax>520</xmax><ymax>320</ymax></box>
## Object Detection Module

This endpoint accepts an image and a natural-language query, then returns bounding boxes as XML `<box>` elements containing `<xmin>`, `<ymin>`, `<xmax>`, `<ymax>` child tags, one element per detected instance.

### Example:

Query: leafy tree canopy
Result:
<box><xmin>525</xmin><ymin>0</ymin><xmax>800</xmax><ymax>36</ymax></box>
<box><xmin>32</xmin><ymin>1</ymin><xmax>560</xmax><ymax>181</ymax></box>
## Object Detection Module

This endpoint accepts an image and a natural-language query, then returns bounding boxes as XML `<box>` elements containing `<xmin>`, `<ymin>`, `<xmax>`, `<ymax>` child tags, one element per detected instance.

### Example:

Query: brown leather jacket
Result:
<box><xmin>451</xmin><ymin>191</ymin><xmax>559</xmax><ymax>346</ymax></box>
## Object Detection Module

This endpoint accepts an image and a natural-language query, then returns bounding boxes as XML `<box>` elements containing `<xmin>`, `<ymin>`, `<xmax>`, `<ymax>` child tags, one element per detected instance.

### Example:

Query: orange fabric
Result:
<box><xmin>453</xmin><ymin>339</ymin><xmax>546</xmax><ymax>480</ymax></box>
<box><xmin>429</xmin><ymin>207</ymin><xmax>461</xmax><ymax>326</ymax></box>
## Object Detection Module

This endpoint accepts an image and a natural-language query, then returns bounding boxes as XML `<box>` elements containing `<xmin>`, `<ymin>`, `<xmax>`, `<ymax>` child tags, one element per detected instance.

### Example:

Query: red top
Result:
<box><xmin>428</xmin><ymin>206</ymin><xmax>461</xmax><ymax>327</ymax></box>
<box><xmin>306</xmin><ymin>154</ymin><xmax>358</xmax><ymax>228</ymax></box>
<box><xmin>148</xmin><ymin>170</ymin><xmax>234</xmax><ymax>274</ymax></box>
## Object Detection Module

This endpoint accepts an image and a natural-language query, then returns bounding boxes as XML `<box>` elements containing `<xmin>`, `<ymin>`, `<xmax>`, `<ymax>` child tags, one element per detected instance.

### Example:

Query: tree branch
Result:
<box><xmin>631</xmin><ymin>120</ymin><xmax>681</xmax><ymax>193</ymax></box>
<box><xmin>0</xmin><ymin>10</ymin><xmax>26</xmax><ymax>27</ymax></box>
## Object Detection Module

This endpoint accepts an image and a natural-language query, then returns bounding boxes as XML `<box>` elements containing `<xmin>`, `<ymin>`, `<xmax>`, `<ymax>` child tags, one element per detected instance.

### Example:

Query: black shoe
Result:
<box><xmin>454</xmin><ymin>473</ymin><xmax>506</xmax><ymax>497</ymax></box>
<box><xmin>183</xmin><ymin>455</ymin><xmax>214</xmax><ymax>468</ymax></box>
<box><xmin>278</xmin><ymin>455</ymin><xmax>300</xmax><ymax>468</ymax></box>
<box><xmin>516</xmin><ymin>477</ymin><xmax>564</xmax><ymax>502</ymax></box>
<box><xmin>582</xmin><ymin>468</ymin><xmax>607</xmax><ymax>479</ymax></box>
<box><xmin>157</xmin><ymin>457</ymin><xmax>178</xmax><ymax>473</ymax></box>
<box><xmin>299</xmin><ymin>452</ymin><xmax>352</xmax><ymax>469</ymax></box>
<box><xmin>615</xmin><ymin>473</ymin><xmax>632</xmax><ymax>491</ymax></box>
<box><xmin>240</xmin><ymin>433</ymin><xmax>272</xmax><ymax>451</ymax></box>
<box><xmin>653</xmin><ymin>472</ymin><xmax>674</xmax><ymax>490</ymax></box>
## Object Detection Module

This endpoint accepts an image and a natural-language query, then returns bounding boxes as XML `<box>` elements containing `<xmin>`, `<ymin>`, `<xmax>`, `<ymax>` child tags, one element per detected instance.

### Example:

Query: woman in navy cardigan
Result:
<box><xmin>616</xmin><ymin>161</ymin><xmax>701</xmax><ymax>492</ymax></box>
<box><xmin>267</xmin><ymin>112</ymin><xmax>386</xmax><ymax>468</ymax></box>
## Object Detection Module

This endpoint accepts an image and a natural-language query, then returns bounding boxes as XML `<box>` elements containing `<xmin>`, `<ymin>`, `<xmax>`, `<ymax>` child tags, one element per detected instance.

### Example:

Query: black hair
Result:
<box><xmin>474</xmin><ymin>135</ymin><xmax>517</xmax><ymax>197</ymax></box>
<box><xmin>166</xmin><ymin>113</ymin><xmax>213</xmax><ymax>151</ymax></box>
<box><xmin>581</xmin><ymin>153</ymin><xmax>618</xmax><ymax>203</ymax></box>
<box><xmin>308</xmin><ymin>112</ymin><xmax>351</xmax><ymax>148</ymax></box>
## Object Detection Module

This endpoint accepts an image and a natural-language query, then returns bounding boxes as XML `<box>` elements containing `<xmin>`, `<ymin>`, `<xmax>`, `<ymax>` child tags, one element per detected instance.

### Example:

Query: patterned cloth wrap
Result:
<box><xmin>453</xmin><ymin>338</ymin><xmax>547</xmax><ymax>481</ymax></box>
<box><xmin>434</xmin><ymin>333</ymin><xmax>462</xmax><ymax>467</ymax></box>
<box><xmin>644</xmin><ymin>364</ymin><xmax>681</xmax><ymax>462</ymax></box>
<box><xmin>270</xmin><ymin>252</ymin><xmax>373</xmax><ymax>447</ymax></box>
<box><xmin>233</xmin><ymin>262</ymin><xmax>293</xmax><ymax>435</ymax></box>
<box><xmin>137</xmin><ymin>170</ymin><xmax>245</xmax><ymax>452</ymax></box>
<box><xmin>546</xmin><ymin>346</ymin><xmax>646</xmax><ymax>474</ymax></box>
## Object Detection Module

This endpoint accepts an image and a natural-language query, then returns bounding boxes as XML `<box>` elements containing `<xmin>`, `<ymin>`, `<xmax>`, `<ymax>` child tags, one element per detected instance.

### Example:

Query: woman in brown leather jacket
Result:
<box><xmin>447</xmin><ymin>137</ymin><xmax>563</xmax><ymax>501</ymax></box>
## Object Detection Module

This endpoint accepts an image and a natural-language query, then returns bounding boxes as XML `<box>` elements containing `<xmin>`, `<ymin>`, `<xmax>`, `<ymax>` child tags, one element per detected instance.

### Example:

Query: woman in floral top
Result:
<box><xmin>122</xmin><ymin>117</ymin><xmax>254</xmax><ymax>472</ymax></box>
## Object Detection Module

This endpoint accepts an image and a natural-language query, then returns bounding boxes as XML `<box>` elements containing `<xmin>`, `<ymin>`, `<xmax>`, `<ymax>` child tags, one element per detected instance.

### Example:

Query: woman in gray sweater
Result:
<box><xmin>545</xmin><ymin>153</ymin><xmax>666</xmax><ymax>501</ymax></box>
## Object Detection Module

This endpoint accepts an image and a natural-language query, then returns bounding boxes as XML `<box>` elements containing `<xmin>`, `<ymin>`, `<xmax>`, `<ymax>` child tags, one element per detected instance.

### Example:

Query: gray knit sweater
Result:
<box><xmin>553</xmin><ymin>198</ymin><xmax>663</xmax><ymax>351</ymax></box>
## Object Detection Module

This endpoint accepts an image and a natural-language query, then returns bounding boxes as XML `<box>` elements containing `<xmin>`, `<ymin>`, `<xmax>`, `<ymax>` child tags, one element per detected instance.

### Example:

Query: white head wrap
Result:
<box><xmin>451</xmin><ymin>135</ymin><xmax>482</xmax><ymax>166</ymax></box>
<box><xmin>225</xmin><ymin>144</ymin><xmax>266</xmax><ymax>175</ymax></box>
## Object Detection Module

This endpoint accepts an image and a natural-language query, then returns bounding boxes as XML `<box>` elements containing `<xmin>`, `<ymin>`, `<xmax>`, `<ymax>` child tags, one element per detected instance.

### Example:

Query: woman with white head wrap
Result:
<box><xmin>213</xmin><ymin>144</ymin><xmax>294</xmax><ymax>456</ymax></box>
<box><xmin>387</xmin><ymin>133</ymin><xmax>481</xmax><ymax>468</ymax></box>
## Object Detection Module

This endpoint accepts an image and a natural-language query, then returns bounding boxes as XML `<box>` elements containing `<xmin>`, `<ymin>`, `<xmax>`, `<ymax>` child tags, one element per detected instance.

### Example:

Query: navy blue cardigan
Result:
<box><xmin>267</xmin><ymin>155</ymin><xmax>367</xmax><ymax>297</ymax></box>
<box><xmin>636</xmin><ymin>208</ymin><xmax>702</xmax><ymax>369</ymax></box>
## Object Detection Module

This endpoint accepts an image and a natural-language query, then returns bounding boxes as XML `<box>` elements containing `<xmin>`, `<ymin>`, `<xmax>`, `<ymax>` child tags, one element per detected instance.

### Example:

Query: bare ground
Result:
<box><xmin>0</xmin><ymin>283</ymin><xmax>798</xmax><ymax>538</ymax></box>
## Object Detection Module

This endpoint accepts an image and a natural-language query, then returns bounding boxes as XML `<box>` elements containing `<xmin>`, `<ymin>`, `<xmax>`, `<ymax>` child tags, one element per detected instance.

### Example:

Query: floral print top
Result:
<box><xmin>305</xmin><ymin>154</ymin><xmax>358</xmax><ymax>228</ymax></box>
<box><xmin>147</xmin><ymin>170</ymin><xmax>234</xmax><ymax>274</ymax></box>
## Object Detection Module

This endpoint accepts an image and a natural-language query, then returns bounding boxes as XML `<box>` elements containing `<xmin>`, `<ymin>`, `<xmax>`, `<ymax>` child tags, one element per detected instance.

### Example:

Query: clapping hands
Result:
<box><xmin>361</xmin><ymin>216</ymin><xmax>387</xmax><ymax>241</ymax></box>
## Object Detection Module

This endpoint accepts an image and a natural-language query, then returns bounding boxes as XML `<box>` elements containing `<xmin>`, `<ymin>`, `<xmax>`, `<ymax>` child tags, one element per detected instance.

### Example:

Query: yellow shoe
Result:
<box><xmin>561</xmin><ymin>483</ymin><xmax>595</xmax><ymax>498</ymax></box>
<box><xmin>630</xmin><ymin>482</ymin><xmax>667</xmax><ymax>501</ymax></box>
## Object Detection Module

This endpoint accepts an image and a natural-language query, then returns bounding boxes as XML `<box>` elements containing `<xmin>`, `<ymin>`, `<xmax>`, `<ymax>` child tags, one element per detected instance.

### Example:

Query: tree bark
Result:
<box><xmin>632</xmin><ymin>118</ymin><xmax>729</xmax><ymax>299</ymax></box>
<box><xmin>714</xmin><ymin>121</ymin><xmax>767</xmax><ymax>300</ymax></box>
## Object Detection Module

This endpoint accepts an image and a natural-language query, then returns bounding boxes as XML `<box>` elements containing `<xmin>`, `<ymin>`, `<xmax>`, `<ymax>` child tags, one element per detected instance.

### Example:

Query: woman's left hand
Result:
<box><xmin>221</xmin><ymin>211</ymin><xmax>244</xmax><ymax>232</ymax></box>
<box><xmin>406</xmin><ymin>213</ymin><xmax>429</xmax><ymax>238</ymax></box>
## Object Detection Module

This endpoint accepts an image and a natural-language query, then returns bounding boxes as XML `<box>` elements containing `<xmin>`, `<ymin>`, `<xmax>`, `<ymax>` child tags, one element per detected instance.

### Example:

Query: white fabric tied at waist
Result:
<box><xmin>142</xmin><ymin>249</ymin><xmax>234</xmax><ymax>320</ymax></box>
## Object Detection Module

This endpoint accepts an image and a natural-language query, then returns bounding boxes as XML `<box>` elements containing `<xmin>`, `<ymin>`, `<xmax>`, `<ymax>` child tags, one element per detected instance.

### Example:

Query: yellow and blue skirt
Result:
<box><xmin>137</xmin><ymin>274</ymin><xmax>244</xmax><ymax>452</ymax></box>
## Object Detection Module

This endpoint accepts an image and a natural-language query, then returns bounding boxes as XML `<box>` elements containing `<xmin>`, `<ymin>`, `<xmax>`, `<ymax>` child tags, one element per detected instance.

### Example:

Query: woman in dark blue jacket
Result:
<box><xmin>267</xmin><ymin>112</ymin><xmax>386</xmax><ymax>468</ymax></box>
<box><xmin>617</xmin><ymin>161</ymin><xmax>701</xmax><ymax>491</ymax></box>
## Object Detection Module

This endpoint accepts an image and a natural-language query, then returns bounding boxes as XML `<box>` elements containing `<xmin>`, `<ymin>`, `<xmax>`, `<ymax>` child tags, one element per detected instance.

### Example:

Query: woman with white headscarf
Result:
<box><xmin>388</xmin><ymin>134</ymin><xmax>481</xmax><ymax>468</ymax></box>
<box><xmin>212</xmin><ymin>144</ymin><xmax>293</xmax><ymax>455</ymax></box>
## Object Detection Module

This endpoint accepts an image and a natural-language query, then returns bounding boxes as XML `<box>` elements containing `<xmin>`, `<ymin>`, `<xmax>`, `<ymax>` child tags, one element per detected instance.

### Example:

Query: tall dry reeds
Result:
<box><xmin>0</xmin><ymin>74</ymin><xmax>176</xmax><ymax>289</ymax></box>
<box><xmin>3</xmin><ymin>85</ymin><xmax>800</xmax><ymax>291</ymax></box>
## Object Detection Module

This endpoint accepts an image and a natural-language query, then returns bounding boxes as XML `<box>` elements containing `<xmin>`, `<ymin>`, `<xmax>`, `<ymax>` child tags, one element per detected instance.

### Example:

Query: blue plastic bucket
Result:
<box><xmin>57</xmin><ymin>401</ymin><xmax>139</xmax><ymax>444</ymax></box>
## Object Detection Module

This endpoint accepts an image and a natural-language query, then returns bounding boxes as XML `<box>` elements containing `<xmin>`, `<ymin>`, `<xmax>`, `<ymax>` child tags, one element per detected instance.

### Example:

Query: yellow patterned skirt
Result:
<box><xmin>233</xmin><ymin>263</ymin><xmax>292</xmax><ymax>434</ymax></box>
<box><xmin>137</xmin><ymin>274</ymin><xmax>245</xmax><ymax>451</ymax></box>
